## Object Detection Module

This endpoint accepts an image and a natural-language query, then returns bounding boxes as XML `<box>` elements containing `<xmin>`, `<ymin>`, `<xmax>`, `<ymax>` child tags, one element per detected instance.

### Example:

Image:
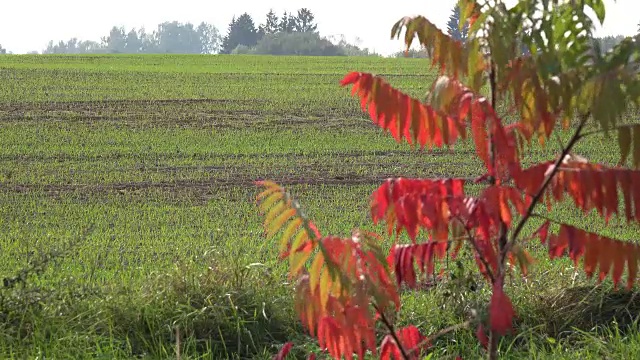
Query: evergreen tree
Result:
<box><xmin>263</xmin><ymin>9</ymin><xmax>280</xmax><ymax>34</ymax></box>
<box><xmin>293</xmin><ymin>8</ymin><xmax>318</xmax><ymax>33</ymax></box>
<box><xmin>446</xmin><ymin>5</ymin><xmax>469</xmax><ymax>42</ymax></box>
<box><xmin>221</xmin><ymin>13</ymin><xmax>259</xmax><ymax>54</ymax></box>
<box><xmin>278</xmin><ymin>11</ymin><xmax>295</xmax><ymax>33</ymax></box>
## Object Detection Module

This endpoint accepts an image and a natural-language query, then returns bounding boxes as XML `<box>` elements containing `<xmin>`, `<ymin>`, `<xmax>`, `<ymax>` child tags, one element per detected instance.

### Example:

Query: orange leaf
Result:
<box><xmin>390</xmin><ymin>15</ymin><xmax>482</xmax><ymax>81</ymax></box>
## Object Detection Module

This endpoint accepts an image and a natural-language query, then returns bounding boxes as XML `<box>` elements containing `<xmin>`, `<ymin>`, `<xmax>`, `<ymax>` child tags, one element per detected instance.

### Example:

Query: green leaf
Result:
<box><xmin>585</xmin><ymin>0</ymin><xmax>606</xmax><ymax>24</ymax></box>
<box><xmin>633</xmin><ymin>125</ymin><xmax>640</xmax><ymax>169</ymax></box>
<box><xmin>618</xmin><ymin>125</ymin><xmax>632</xmax><ymax>166</ymax></box>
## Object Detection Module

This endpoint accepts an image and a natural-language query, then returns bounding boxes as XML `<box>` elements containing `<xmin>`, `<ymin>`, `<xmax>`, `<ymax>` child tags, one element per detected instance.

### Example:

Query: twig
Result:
<box><xmin>176</xmin><ymin>326</ymin><xmax>181</xmax><ymax>360</ymax></box>
<box><xmin>506</xmin><ymin>112</ymin><xmax>590</xmax><ymax>254</ymax></box>
<box><xmin>576</xmin><ymin>122</ymin><xmax>639</xmax><ymax>140</ymax></box>
<box><xmin>459</xmin><ymin>218</ymin><xmax>496</xmax><ymax>284</ymax></box>
<box><xmin>406</xmin><ymin>319</ymin><xmax>473</xmax><ymax>357</ymax></box>
<box><xmin>373</xmin><ymin>303</ymin><xmax>410</xmax><ymax>360</ymax></box>
<box><xmin>530</xmin><ymin>213</ymin><xmax>565</xmax><ymax>226</ymax></box>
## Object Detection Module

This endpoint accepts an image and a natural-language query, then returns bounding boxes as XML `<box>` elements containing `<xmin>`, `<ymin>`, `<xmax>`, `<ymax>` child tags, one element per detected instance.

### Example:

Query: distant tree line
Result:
<box><xmin>592</xmin><ymin>35</ymin><xmax>627</xmax><ymax>54</ymax></box>
<box><xmin>28</xmin><ymin>8</ymin><xmax>376</xmax><ymax>57</ymax></box>
<box><xmin>8</xmin><ymin>5</ymin><xmax>631</xmax><ymax>57</ymax></box>
<box><xmin>222</xmin><ymin>8</ymin><xmax>377</xmax><ymax>56</ymax></box>
<box><xmin>42</xmin><ymin>21</ymin><xmax>220</xmax><ymax>54</ymax></box>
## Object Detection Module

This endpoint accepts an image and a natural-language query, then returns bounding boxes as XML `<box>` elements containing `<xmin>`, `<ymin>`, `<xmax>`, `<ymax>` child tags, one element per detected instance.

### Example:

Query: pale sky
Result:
<box><xmin>1</xmin><ymin>0</ymin><xmax>636</xmax><ymax>55</ymax></box>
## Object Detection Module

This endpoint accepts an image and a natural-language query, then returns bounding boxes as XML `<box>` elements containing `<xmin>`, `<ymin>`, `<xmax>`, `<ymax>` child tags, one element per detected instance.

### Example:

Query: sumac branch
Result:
<box><xmin>256</xmin><ymin>1</ymin><xmax>640</xmax><ymax>359</ymax></box>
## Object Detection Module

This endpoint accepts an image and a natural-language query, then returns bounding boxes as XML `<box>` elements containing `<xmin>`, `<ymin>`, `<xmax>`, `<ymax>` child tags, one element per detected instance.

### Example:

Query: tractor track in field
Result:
<box><xmin>0</xmin><ymin>148</ymin><xmax>474</xmax><ymax>163</ymax></box>
<box><xmin>0</xmin><ymin>99</ymin><xmax>368</xmax><ymax>129</ymax></box>
<box><xmin>0</xmin><ymin>98</ymin><xmax>266</xmax><ymax>110</ymax></box>
<box><xmin>0</xmin><ymin>113</ymin><xmax>361</xmax><ymax>130</ymax></box>
<box><xmin>1</xmin><ymin>174</ymin><xmax>394</xmax><ymax>195</ymax></box>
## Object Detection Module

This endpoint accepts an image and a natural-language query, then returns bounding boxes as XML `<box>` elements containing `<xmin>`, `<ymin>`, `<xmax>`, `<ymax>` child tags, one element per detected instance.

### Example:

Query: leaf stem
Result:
<box><xmin>530</xmin><ymin>213</ymin><xmax>565</xmax><ymax>226</ymax></box>
<box><xmin>576</xmin><ymin>122</ymin><xmax>639</xmax><ymax>140</ymax></box>
<box><xmin>373</xmin><ymin>303</ymin><xmax>410</xmax><ymax>360</ymax></box>
<box><xmin>406</xmin><ymin>319</ymin><xmax>473</xmax><ymax>357</ymax></box>
<box><xmin>459</xmin><ymin>218</ymin><xmax>496</xmax><ymax>284</ymax></box>
<box><xmin>507</xmin><ymin>112</ymin><xmax>590</xmax><ymax>252</ymax></box>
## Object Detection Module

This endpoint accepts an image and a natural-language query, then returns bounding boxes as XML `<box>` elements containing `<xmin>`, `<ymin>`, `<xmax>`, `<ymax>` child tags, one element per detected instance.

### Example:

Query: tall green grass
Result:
<box><xmin>0</xmin><ymin>54</ymin><xmax>638</xmax><ymax>358</ymax></box>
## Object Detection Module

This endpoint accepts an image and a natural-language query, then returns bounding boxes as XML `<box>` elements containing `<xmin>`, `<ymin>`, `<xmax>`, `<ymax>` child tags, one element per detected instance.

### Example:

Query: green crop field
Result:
<box><xmin>0</xmin><ymin>54</ymin><xmax>639</xmax><ymax>359</ymax></box>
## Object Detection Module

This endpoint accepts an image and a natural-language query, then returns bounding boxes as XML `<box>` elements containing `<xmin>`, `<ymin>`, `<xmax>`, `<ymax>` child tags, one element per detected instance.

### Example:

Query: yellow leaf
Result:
<box><xmin>290</xmin><ymin>248</ymin><xmax>311</xmax><ymax>276</ymax></box>
<box><xmin>256</xmin><ymin>182</ymin><xmax>279</xmax><ymax>201</ymax></box>
<box><xmin>511</xmin><ymin>244</ymin><xmax>535</xmax><ymax>277</ymax></box>
<box><xmin>309</xmin><ymin>253</ymin><xmax>325</xmax><ymax>294</ymax></box>
<box><xmin>266</xmin><ymin>208</ymin><xmax>296</xmax><ymax>239</ymax></box>
<box><xmin>264</xmin><ymin>201</ymin><xmax>286</xmax><ymax>228</ymax></box>
<box><xmin>258</xmin><ymin>191</ymin><xmax>283</xmax><ymax>214</ymax></box>
<box><xmin>279</xmin><ymin>218</ymin><xmax>303</xmax><ymax>253</ymax></box>
<box><xmin>290</xmin><ymin>231</ymin><xmax>307</xmax><ymax>256</ymax></box>
<box><xmin>319</xmin><ymin>267</ymin><xmax>331</xmax><ymax>310</ymax></box>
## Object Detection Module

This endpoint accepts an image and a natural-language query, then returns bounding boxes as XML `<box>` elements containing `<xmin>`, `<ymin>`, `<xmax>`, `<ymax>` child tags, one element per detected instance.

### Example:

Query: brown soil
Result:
<box><xmin>2</xmin><ymin>173</ymin><xmax>389</xmax><ymax>195</ymax></box>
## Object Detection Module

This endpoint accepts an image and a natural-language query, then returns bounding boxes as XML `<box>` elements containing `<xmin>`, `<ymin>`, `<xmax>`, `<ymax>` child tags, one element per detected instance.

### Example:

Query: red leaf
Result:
<box><xmin>392</xmin><ymin>242</ymin><xmax>449</xmax><ymax>288</ymax></box>
<box><xmin>370</xmin><ymin>177</ymin><xmax>467</xmax><ymax>241</ymax></box>
<box><xmin>516</xmin><ymin>162</ymin><xmax>640</xmax><ymax>225</ymax></box>
<box><xmin>533</xmin><ymin>221</ymin><xmax>551</xmax><ymax>244</ymax></box>
<box><xmin>380</xmin><ymin>335</ymin><xmax>403</xmax><ymax>360</ymax></box>
<box><xmin>380</xmin><ymin>326</ymin><xmax>428</xmax><ymax>360</ymax></box>
<box><xmin>489</xmin><ymin>280</ymin><xmax>515</xmax><ymax>335</ymax></box>
<box><xmin>273</xmin><ymin>342</ymin><xmax>293</xmax><ymax>360</ymax></box>
<box><xmin>340</xmin><ymin>72</ymin><xmax>466</xmax><ymax>150</ymax></box>
<box><xmin>471</xmin><ymin>102</ymin><xmax>491</xmax><ymax>171</ymax></box>
<box><xmin>541</xmin><ymin>224</ymin><xmax>640</xmax><ymax>290</ymax></box>
<box><xmin>476</xmin><ymin>323</ymin><xmax>489</xmax><ymax>349</ymax></box>
<box><xmin>610</xmin><ymin>240</ymin><xmax>626</xmax><ymax>290</ymax></box>
<box><xmin>398</xmin><ymin>325</ymin><xmax>428</xmax><ymax>356</ymax></box>
<box><xmin>340</xmin><ymin>71</ymin><xmax>361</xmax><ymax>86</ymax></box>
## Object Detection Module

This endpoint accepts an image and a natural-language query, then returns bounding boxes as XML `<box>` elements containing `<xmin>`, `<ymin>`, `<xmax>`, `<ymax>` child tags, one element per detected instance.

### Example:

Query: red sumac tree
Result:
<box><xmin>258</xmin><ymin>1</ymin><xmax>640</xmax><ymax>359</ymax></box>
